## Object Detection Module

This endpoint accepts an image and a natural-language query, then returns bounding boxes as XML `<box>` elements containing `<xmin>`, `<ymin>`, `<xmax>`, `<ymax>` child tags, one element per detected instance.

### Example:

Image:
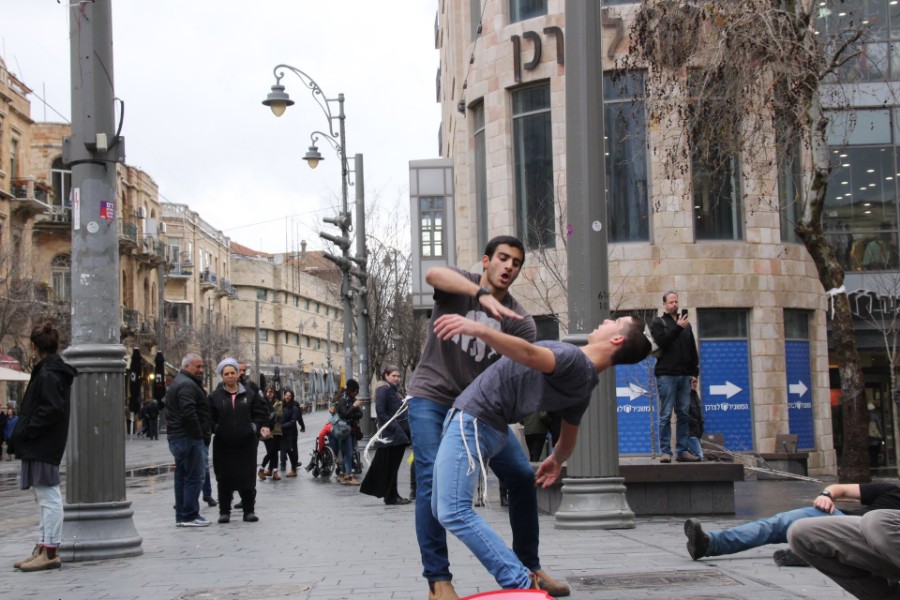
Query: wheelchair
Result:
<box><xmin>305</xmin><ymin>440</ymin><xmax>336</xmax><ymax>479</ymax></box>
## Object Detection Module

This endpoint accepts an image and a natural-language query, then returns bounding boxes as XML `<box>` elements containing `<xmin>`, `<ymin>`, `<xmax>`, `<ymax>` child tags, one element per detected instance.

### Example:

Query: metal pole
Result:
<box><xmin>327</xmin><ymin>321</ymin><xmax>333</xmax><ymax>373</ymax></box>
<box><xmin>353</xmin><ymin>154</ymin><xmax>372</xmax><ymax>436</ymax></box>
<box><xmin>298</xmin><ymin>322</ymin><xmax>304</xmax><ymax>405</ymax></box>
<box><xmin>59</xmin><ymin>0</ymin><xmax>142</xmax><ymax>561</ymax></box>
<box><xmin>337</xmin><ymin>95</ymin><xmax>354</xmax><ymax>379</ymax></box>
<box><xmin>555</xmin><ymin>0</ymin><xmax>634</xmax><ymax>530</ymax></box>
<box><xmin>254</xmin><ymin>300</ymin><xmax>260</xmax><ymax>383</ymax></box>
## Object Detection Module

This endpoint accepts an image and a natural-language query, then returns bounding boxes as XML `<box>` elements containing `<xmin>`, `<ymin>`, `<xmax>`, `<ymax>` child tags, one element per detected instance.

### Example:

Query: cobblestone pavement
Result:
<box><xmin>0</xmin><ymin>409</ymin><xmax>859</xmax><ymax>599</ymax></box>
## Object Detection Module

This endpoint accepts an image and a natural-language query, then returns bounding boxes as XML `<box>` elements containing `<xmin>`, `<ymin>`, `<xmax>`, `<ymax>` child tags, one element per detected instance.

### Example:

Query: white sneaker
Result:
<box><xmin>181</xmin><ymin>517</ymin><xmax>211</xmax><ymax>528</ymax></box>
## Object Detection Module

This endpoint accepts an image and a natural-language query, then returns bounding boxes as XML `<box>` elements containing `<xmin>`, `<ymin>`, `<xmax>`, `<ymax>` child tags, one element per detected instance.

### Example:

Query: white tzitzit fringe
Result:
<box><xmin>458</xmin><ymin>412</ymin><xmax>490</xmax><ymax>507</ymax></box>
<box><xmin>363</xmin><ymin>395</ymin><xmax>410</xmax><ymax>467</ymax></box>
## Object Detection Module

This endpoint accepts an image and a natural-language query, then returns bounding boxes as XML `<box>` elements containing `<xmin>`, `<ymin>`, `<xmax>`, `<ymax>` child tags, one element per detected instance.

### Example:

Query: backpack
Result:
<box><xmin>645</xmin><ymin>321</ymin><xmax>662</xmax><ymax>358</ymax></box>
<box><xmin>330</xmin><ymin>413</ymin><xmax>351</xmax><ymax>441</ymax></box>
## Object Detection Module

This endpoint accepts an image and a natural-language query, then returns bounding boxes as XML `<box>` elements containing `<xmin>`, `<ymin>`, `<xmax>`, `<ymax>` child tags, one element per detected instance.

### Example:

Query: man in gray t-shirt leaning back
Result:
<box><xmin>431</xmin><ymin>314</ymin><xmax>652</xmax><ymax>591</ymax></box>
<box><xmin>407</xmin><ymin>236</ymin><xmax>552</xmax><ymax>600</ymax></box>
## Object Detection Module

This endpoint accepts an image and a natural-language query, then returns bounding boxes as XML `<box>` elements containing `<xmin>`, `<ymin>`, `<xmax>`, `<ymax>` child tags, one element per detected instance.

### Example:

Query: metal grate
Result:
<box><xmin>571</xmin><ymin>570</ymin><xmax>739</xmax><ymax>590</ymax></box>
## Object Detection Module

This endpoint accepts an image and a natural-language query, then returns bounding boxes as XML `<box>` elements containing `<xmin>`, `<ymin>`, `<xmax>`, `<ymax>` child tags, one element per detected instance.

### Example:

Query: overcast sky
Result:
<box><xmin>1</xmin><ymin>1</ymin><xmax>441</xmax><ymax>254</ymax></box>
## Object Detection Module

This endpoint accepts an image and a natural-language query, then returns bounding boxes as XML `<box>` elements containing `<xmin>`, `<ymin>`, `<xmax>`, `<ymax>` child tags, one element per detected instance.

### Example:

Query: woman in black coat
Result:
<box><xmin>360</xmin><ymin>365</ymin><xmax>410</xmax><ymax>505</ymax></box>
<box><xmin>12</xmin><ymin>322</ymin><xmax>77</xmax><ymax>572</ymax></box>
<box><xmin>209</xmin><ymin>358</ymin><xmax>270</xmax><ymax>523</ymax></box>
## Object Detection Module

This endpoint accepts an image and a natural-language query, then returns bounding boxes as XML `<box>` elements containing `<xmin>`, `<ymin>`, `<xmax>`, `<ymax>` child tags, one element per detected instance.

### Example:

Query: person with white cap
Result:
<box><xmin>208</xmin><ymin>357</ymin><xmax>271</xmax><ymax>523</ymax></box>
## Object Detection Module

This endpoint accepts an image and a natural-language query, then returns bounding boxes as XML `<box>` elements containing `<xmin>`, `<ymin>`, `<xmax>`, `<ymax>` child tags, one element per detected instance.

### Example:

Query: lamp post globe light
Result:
<box><xmin>262</xmin><ymin>64</ymin><xmax>354</xmax><ymax>379</ymax></box>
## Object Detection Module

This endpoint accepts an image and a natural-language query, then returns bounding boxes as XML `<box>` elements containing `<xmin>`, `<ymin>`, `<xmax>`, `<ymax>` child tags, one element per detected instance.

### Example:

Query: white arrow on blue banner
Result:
<box><xmin>709</xmin><ymin>381</ymin><xmax>742</xmax><ymax>399</ymax></box>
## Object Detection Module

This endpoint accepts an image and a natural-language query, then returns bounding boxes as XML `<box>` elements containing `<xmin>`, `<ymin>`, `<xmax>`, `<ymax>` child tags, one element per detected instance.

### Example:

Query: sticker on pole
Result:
<box><xmin>73</xmin><ymin>188</ymin><xmax>80</xmax><ymax>231</ymax></box>
<box><xmin>592</xmin><ymin>221</ymin><xmax>602</xmax><ymax>232</ymax></box>
<box><xmin>100</xmin><ymin>201</ymin><xmax>116</xmax><ymax>221</ymax></box>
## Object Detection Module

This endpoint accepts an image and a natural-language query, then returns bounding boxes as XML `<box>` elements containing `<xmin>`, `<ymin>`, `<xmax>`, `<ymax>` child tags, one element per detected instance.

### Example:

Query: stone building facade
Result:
<box><xmin>420</xmin><ymin>1</ymin><xmax>837</xmax><ymax>473</ymax></box>
<box><xmin>229</xmin><ymin>242</ymin><xmax>344</xmax><ymax>404</ymax></box>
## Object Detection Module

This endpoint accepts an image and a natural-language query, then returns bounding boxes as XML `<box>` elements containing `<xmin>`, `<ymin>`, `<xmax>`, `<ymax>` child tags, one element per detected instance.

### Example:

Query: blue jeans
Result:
<box><xmin>202</xmin><ymin>442</ymin><xmax>212</xmax><ymax>499</ymax></box>
<box><xmin>687</xmin><ymin>436</ymin><xmax>704</xmax><ymax>460</ymax></box>
<box><xmin>409</xmin><ymin>397</ymin><xmax>542</xmax><ymax>583</ymax></box>
<box><xmin>329</xmin><ymin>433</ymin><xmax>353</xmax><ymax>476</ymax></box>
<box><xmin>169</xmin><ymin>436</ymin><xmax>205</xmax><ymax>523</ymax></box>
<box><xmin>657</xmin><ymin>375</ymin><xmax>691</xmax><ymax>456</ymax></box>
<box><xmin>433</xmin><ymin>411</ymin><xmax>533</xmax><ymax>589</ymax></box>
<box><xmin>707</xmin><ymin>506</ymin><xmax>845</xmax><ymax>556</ymax></box>
<box><xmin>33</xmin><ymin>484</ymin><xmax>64</xmax><ymax>546</ymax></box>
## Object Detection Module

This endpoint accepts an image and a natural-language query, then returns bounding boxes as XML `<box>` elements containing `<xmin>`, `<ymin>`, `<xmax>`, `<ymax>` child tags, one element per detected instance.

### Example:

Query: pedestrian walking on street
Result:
<box><xmin>4</xmin><ymin>407</ymin><xmax>17</xmax><ymax>460</ymax></box>
<box><xmin>0</xmin><ymin>405</ymin><xmax>6</xmax><ymax>460</ymax></box>
<box><xmin>12</xmin><ymin>321</ymin><xmax>77</xmax><ymax>572</ymax></box>
<box><xmin>333</xmin><ymin>380</ymin><xmax>363</xmax><ymax>485</ymax></box>
<box><xmin>261</xmin><ymin>388</ymin><xmax>283</xmax><ymax>481</ymax></box>
<box><xmin>165</xmin><ymin>353</ymin><xmax>212</xmax><ymax>528</ymax></box>
<box><xmin>361</xmin><ymin>365</ymin><xmax>411</xmax><ymax>505</ymax></box>
<box><xmin>209</xmin><ymin>358</ymin><xmax>270</xmax><ymax>524</ymax></box>
<box><xmin>279</xmin><ymin>389</ymin><xmax>301</xmax><ymax>477</ymax></box>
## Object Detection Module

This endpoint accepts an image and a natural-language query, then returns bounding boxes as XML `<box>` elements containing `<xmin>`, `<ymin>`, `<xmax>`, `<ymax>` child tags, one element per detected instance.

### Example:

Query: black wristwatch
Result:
<box><xmin>474</xmin><ymin>286</ymin><xmax>491</xmax><ymax>301</ymax></box>
<box><xmin>819</xmin><ymin>490</ymin><xmax>833</xmax><ymax>499</ymax></box>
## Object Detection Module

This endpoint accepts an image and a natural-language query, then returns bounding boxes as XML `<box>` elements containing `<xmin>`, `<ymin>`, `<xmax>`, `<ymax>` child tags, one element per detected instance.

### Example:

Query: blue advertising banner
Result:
<box><xmin>785</xmin><ymin>340</ymin><xmax>814</xmax><ymax>450</ymax></box>
<box><xmin>616</xmin><ymin>358</ymin><xmax>656</xmax><ymax>455</ymax></box>
<box><xmin>700</xmin><ymin>340</ymin><xmax>753</xmax><ymax>451</ymax></box>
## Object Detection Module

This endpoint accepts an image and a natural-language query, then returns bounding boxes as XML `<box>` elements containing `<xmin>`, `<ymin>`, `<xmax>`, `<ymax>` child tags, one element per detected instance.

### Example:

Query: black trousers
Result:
<box><xmin>217</xmin><ymin>484</ymin><xmax>256</xmax><ymax>515</ymax></box>
<box><xmin>280</xmin><ymin>431</ymin><xmax>299</xmax><ymax>471</ymax></box>
<box><xmin>261</xmin><ymin>438</ymin><xmax>279</xmax><ymax>470</ymax></box>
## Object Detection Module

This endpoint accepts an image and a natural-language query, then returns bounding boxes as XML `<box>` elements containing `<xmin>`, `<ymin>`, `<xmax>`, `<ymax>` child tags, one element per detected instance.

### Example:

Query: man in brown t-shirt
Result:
<box><xmin>406</xmin><ymin>235</ymin><xmax>570</xmax><ymax>599</ymax></box>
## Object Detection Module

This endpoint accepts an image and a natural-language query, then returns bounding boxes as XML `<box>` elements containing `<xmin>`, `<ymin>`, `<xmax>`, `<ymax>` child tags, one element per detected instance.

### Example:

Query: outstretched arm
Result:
<box><xmin>433</xmin><ymin>314</ymin><xmax>555</xmax><ymax>373</ymax></box>
<box><xmin>426</xmin><ymin>267</ymin><xmax>524</xmax><ymax>322</ymax></box>
<box><xmin>813</xmin><ymin>483</ymin><xmax>861</xmax><ymax>514</ymax></box>
<box><xmin>535</xmin><ymin>420</ymin><xmax>579</xmax><ymax>488</ymax></box>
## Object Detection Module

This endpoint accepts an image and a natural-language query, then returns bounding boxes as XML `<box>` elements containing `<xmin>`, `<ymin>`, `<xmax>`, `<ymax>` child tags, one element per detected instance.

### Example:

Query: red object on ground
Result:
<box><xmin>462</xmin><ymin>591</ymin><xmax>552</xmax><ymax>599</ymax></box>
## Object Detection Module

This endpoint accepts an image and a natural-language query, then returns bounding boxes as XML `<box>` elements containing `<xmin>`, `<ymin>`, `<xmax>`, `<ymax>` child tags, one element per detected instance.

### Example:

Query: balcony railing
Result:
<box><xmin>122</xmin><ymin>307</ymin><xmax>140</xmax><ymax>329</ymax></box>
<box><xmin>166</xmin><ymin>263</ymin><xmax>193</xmax><ymax>279</ymax></box>
<box><xmin>120</xmin><ymin>221</ymin><xmax>138</xmax><ymax>245</ymax></box>
<box><xmin>200</xmin><ymin>269</ymin><xmax>217</xmax><ymax>288</ymax></box>
<box><xmin>10</xmin><ymin>177</ymin><xmax>51</xmax><ymax>213</ymax></box>
<box><xmin>34</xmin><ymin>205</ymin><xmax>72</xmax><ymax>227</ymax></box>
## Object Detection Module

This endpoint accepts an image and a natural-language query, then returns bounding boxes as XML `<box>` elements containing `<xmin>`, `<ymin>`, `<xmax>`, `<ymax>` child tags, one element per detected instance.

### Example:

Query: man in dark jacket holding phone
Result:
<box><xmin>650</xmin><ymin>291</ymin><xmax>700</xmax><ymax>463</ymax></box>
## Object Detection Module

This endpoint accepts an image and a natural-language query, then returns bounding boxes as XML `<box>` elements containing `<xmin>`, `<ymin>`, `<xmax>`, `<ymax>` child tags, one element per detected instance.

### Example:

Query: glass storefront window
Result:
<box><xmin>512</xmin><ymin>83</ymin><xmax>555</xmax><ymax>250</ymax></box>
<box><xmin>817</xmin><ymin>1</ymin><xmax>900</xmax><ymax>82</ymax></box>
<box><xmin>824</xmin><ymin>108</ymin><xmax>899</xmax><ymax>271</ymax></box>
<box><xmin>604</xmin><ymin>72</ymin><xmax>650</xmax><ymax>242</ymax></box>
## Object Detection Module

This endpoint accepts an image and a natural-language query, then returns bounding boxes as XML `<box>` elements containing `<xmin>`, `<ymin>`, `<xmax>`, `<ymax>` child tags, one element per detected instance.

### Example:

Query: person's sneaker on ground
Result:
<box><xmin>684</xmin><ymin>518</ymin><xmax>709</xmax><ymax>560</ymax></box>
<box><xmin>181</xmin><ymin>517</ymin><xmax>211</xmax><ymax>528</ymax></box>
<box><xmin>660</xmin><ymin>454</ymin><xmax>672</xmax><ymax>463</ymax></box>
<box><xmin>773</xmin><ymin>548</ymin><xmax>809</xmax><ymax>567</ymax></box>
<box><xmin>532</xmin><ymin>569</ymin><xmax>570</xmax><ymax>596</ymax></box>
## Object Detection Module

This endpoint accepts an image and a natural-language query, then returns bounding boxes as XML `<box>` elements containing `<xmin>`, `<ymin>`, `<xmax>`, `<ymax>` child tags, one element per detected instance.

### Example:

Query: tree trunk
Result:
<box><xmin>796</xmin><ymin>98</ymin><xmax>870</xmax><ymax>482</ymax></box>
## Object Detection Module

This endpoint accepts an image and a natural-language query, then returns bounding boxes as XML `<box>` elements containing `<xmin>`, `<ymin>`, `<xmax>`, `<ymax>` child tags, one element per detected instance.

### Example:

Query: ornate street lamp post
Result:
<box><xmin>262</xmin><ymin>65</ymin><xmax>372</xmax><ymax>432</ymax></box>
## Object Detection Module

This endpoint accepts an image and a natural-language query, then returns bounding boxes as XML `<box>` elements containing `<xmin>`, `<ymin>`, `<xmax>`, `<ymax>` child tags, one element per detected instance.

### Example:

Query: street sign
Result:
<box><xmin>785</xmin><ymin>340</ymin><xmax>814</xmax><ymax>449</ymax></box>
<box><xmin>700</xmin><ymin>340</ymin><xmax>753</xmax><ymax>451</ymax></box>
<box><xmin>616</xmin><ymin>358</ymin><xmax>656</xmax><ymax>454</ymax></box>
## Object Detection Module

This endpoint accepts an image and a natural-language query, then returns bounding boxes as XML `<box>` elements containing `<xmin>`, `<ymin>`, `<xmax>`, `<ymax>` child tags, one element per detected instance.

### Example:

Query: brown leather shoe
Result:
<box><xmin>286</xmin><ymin>470</ymin><xmax>297</xmax><ymax>478</ymax></box>
<box><xmin>257</xmin><ymin>468</ymin><xmax>267</xmax><ymax>481</ymax></box>
<box><xmin>427</xmin><ymin>580</ymin><xmax>459</xmax><ymax>600</ymax></box>
<box><xmin>272</xmin><ymin>471</ymin><xmax>282</xmax><ymax>481</ymax></box>
<box><xmin>13</xmin><ymin>544</ymin><xmax>41</xmax><ymax>569</ymax></box>
<box><xmin>532</xmin><ymin>569</ymin><xmax>569</xmax><ymax>596</ymax></box>
<box><xmin>19</xmin><ymin>546</ymin><xmax>61</xmax><ymax>572</ymax></box>
<box><xmin>528</xmin><ymin>572</ymin><xmax>542</xmax><ymax>589</ymax></box>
